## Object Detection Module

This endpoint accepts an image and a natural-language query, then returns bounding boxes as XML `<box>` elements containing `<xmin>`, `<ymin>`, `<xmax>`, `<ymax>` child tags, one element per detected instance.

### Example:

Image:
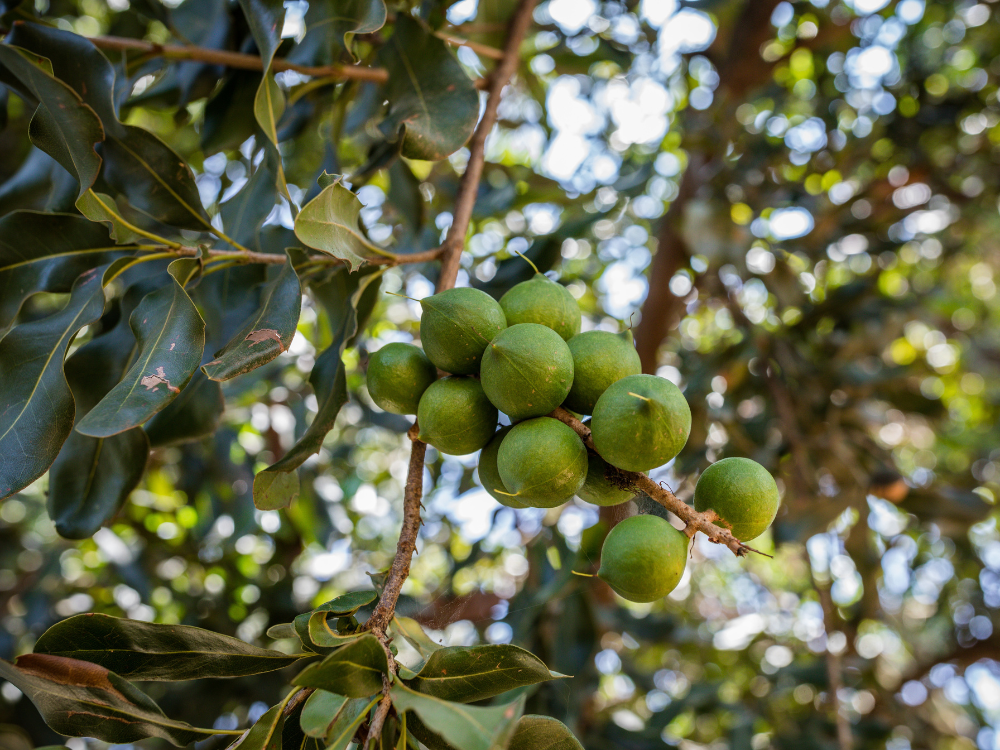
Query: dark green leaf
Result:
<box><xmin>289</xmin><ymin>0</ymin><xmax>386</xmax><ymax>64</ymax></box>
<box><xmin>203</xmin><ymin>254</ymin><xmax>301</xmax><ymax>381</ymax></box>
<box><xmin>508</xmin><ymin>716</ymin><xmax>584</xmax><ymax>750</ymax></box>
<box><xmin>253</xmin><ymin>469</ymin><xmax>301</xmax><ymax>511</ymax></box>
<box><xmin>299</xmin><ymin>690</ymin><xmax>370</xmax><ymax>742</ymax></box>
<box><xmin>10</xmin><ymin>24</ymin><xmax>211</xmax><ymax>231</ymax></box>
<box><xmin>239</xmin><ymin>0</ymin><xmax>285</xmax><ymax>68</ymax></box>
<box><xmin>33</xmin><ymin>613</ymin><xmax>303</xmax><ymax>681</ymax></box>
<box><xmin>293</xmin><ymin>590</ymin><xmax>379</xmax><ymax>649</ymax></box>
<box><xmin>294</xmin><ymin>179</ymin><xmax>395</xmax><ymax>270</ymax></box>
<box><xmin>389</xmin><ymin>682</ymin><xmax>524</xmax><ymax>750</ymax></box>
<box><xmin>48</xmin><ymin>287</ymin><xmax>151</xmax><ymax>538</ymax></box>
<box><xmin>143</xmin><ymin>370</ymin><xmax>224</xmax><ymax>446</ymax></box>
<box><xmin>0</xmin><ymin>44</ymin><xmax>103</xmax><ymax>193</ymax></box>
<box><xmin>219</xmin><ymin>145</ymin><xmax>278</xmax><ymax>250</ymax></box>
<box><xmin>306</xmin><ymin>613</ymin><xmax>365</xmax><ymax>649</ymax></box>
<box><xmin>0</xmin><ymin>654</ymin><xmax>214</xmax><ymax>745</ymax></box>
<box><xmin>0</xmin><ymin>267</ymin><xmax>106</xmax><ymax>500</ymax></box>
<box><xmin>0</xmin><ymin>210</ymin><xmax>129</xmax><ymax>329</ymax></box>
<box><xmin>379</xmin><ymin>15</ymin><xmax>478</xmax><ymax>161</ymax></box>
<box><xmin>406</xmin><ymin>644</ymin><xmax>564</xmax><ymax>703</ymax></box>
<box><xmin>230</xmin><ymin>702</ymin><xmax>284</xmax><ymax>750</ymax></box>
<box><xmin>391</xmin><ymin>617</ymin><xmax>442</xmax><ymax>658</ymax></box>
<box><xmin>76</xmin><ymin>261</ymin><xmax>205</xmax><ymax>437</ymax></box>
<box><xmin>292</xmin><ymin>633</ymin><xmax>387</xmax><ymax>697</ymax></box>
<box><xmin>254</xmin><ymin>267</ymin><xmax>381</xmax><ymax>495</ymax></box>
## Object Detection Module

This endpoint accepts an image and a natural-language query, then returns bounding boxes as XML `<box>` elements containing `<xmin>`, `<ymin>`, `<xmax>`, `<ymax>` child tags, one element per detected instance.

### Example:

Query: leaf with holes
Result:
<box><xmin>0</xmin><ymin>44</ymin><xmax>103</xmax><ymax>193</ymax></box>
<box><xmin>32</xmin><ymin>613</ymin><xmax>303</xmax><ymax>681</ymax></box>
<box><xmin>203</xmin><ymin>252</ymin><xmax>302</xmax><ymax>381</ymax></box>
<box><xmin>294</xmin><ymin>179</ymin><xmax>395</xmax><ymax>270</ymax></box>
<box><xmin>405</xmin><ymin>644</ymin><xmax>565</xmax><ymax>703</ymax></box>
<box><xmin>76</xmin><ymin>261</ymin><xmax>205</xmax><ymax>437</ymax></box>
<box><xmin>378</xmin><ymin>15</ymin><xmax>479</xmax><ymax>161</ymax></box>
<box><xmin>292</xmin><ymin>633</ymin><xmax>387</xmax><ymax>698</ymax></box>
<box><xmin>508</xmin><ymin>716</ymin><xmax>584</xmax><ymax>750</ymax></box>
<box><xmin>0</xmin><ymin>654</ymin><xmax>215</xmax><ymax>745</ymax></box>
<box><xmin>0</xmin><ymin>211</ymin><xmax>131</xmax><ymax>329</ymax></box>
<box><xmin>0</xmin><ymin>267</ymin><xmax>107</xmax><ymax>500</ymax></box>
<box><xmin>389</xmin><ymin>682</ymin><xmax>524</xmax><ymax>750</ymax></box>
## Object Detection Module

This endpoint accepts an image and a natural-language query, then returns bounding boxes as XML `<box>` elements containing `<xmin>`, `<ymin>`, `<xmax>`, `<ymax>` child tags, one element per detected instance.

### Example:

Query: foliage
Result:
<box><xmin>1</xmin><ymin>0</ymin><xmax>1000</xmax><ymax>749</ymax></box>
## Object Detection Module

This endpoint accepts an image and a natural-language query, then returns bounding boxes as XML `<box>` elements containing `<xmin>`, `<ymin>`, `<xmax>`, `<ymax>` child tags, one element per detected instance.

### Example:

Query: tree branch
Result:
<box><xmin>817</xmin><ymin>581</ymin><xmax>853</xmax><ymax>750</ymax></box>
<box><xmin>362</xmin><ymin>5</ymin><xmax>538</xmax><ymax>745</ymax></box>
<box><xmin>435</xmin><ymin>0</ymin><xmax>539</xmax><ymax>290</ymax></box>
<box><xmin>136</xmin><ymin>243</ymin><xmax>444</xmax><ymax>267</ymax></box>
<box><xmin>548</xmin><ymin>407</ymin><xmax>770</xmax><ymax>558</ymax></box>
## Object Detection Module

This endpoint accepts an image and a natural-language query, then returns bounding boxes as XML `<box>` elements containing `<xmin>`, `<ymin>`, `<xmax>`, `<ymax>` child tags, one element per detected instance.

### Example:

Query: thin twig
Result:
<box><xmin>136</xmin><ymin>243</ymin><xmax>444</xmax><ymax>267</ymax></box>
<box><xmin>548</xmin><ymin>407</ymin><xmax>771</xmax><ymax>559</ymax></box>
<box><xmin>86</xmin><ymin>34</ymin><xmax>491</xmax><ymax>89</ymax></box>
<box><xmin>435</xmin><ymin>0</ymin><xmax>539</xmax><ymax>290</ymax></box>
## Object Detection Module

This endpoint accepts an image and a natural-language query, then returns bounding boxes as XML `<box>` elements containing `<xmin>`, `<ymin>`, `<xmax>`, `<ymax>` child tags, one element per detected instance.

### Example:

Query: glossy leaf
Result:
<box><xmin>0</xmin><ymin>211</ymin><xmax>129</xmax><ymax>329</ymax></box>
<box><xmin>294</xmin><ymin>179</ymin><xmax>394</xmax><ymax>270</ymax></box>
<box><xmin>219</xmin><ymin>144</ymin><xmax>278</xmax><ymax>250</ymax></box>
<box><xmin>76</xmin><ymin>262</ymin><xmax>205</xmax><ymax>437</ymax></box>
<box><xmin>0</xmin><ymin>44</ymin><xmax>103</xmax><ymax>193</ymax></box>
<box><xmin>203</xmin><ymin>254</ymin><xmax>302</xmax><ymax>381</ymax></box>
<box><xmin>300</xmin><ymin>690</ymin><xmax>370</xmax><ymax>742</ymax></box>
<box><xmin>289</xmin><ymin>0</ymin><xmax>387</xmax><ymax>64</ymax></box>
<box><xmin>10</xmin><ymin>24</ymin><xmax>210</xmax><ymax>230</ymax></box>
<box><xmin>229</xmin><ymin>703</ymin><xmax>284</xmax><ymax>750</ymax></box>
<box><xmin>293</xmin><ymin>590</ymin><xmax>379</xmax><ymax>649</ymax></box>
<box><xmin>0</xmin><ymin>654</ymin><xmax>213</xmax><ymax>745</ymax></box>
<box><xmin>253</xmin><ymin>268</ymin><xmax>381</xmax><ymax>505</ymax></box>
<box><xmin>379</xmin><ymin>15</ymin><xmax>479</xmax><ymax>161</ymax></box>
<box><xmin>0</xmin><ymin>267</ymin><xmax>106</xmax><ymax>500</ymax></box>
<box><xmin>508</xmin><ymin>716</ymin><xmax>584</xmax><ymax>750</ymax></box>
<box><xmin>291</xmin><ymin>633</ymin><xmax>387</xmax><ymax>697</ymax></box>
<box><xmin>239</xmin><ymin>0</ymin><xmax>285</xmax><ymax>68</ymax></box>
<box><xmin>48</xmin><ymin>287</ymin><xmax>150</xmax><ymax>538</ymax></box>
<box><xmin>32</xmin><ymin>613</ymin><xmax>302</xmax><ymax>681</ymax></box>
<box><xmin>76</xmin><ymin>190</ymin><xmax>144</xmax><ymax>244</ymax></box>
<box><xmin>389</xmin><ymin>682</ymin><xmax>524</xmax><ymax>750</ymax></box>
<box><xmin>406</xmin><ymin>644</ymin><xmax>565</xmax><ymax>703</ymax></box>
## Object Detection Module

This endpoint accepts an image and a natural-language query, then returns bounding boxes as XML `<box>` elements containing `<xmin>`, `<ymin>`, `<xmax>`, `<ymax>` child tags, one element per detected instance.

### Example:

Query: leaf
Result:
<box><xmin>48</xmin><ymin>287</ymin><xmax>151</xmax><ymax>538</ymax></box>
<box><xmin>0</xmin><ymin>210</ymin><xmax>130</xmax><ymax>329</ymax></box>
<box><xmin>293</xmin><ymin>589</ymin><xmax>379</xmax><ymax>649</ymax></box>
<box><xmin>306</xmin><ymin>613</ymin><xmax>365</xmax><ymax>650</ymax></box>
<box><xmin>288</xmin><ymin>0</ymin><xmax>387</xmax><ymax>65</ymax></box>
<box><xmin>294</xmin><ymin>179</ymin><xmax>395</xmax><ymax>270</ymax></box>
<box><xmin>229</xmin><ymin>703</ymin><xmax>284</xmax><ymax>750</ymax></box>
<box><xmin>203</xmin><ymin>253</ymin><xmax>302</xmax><ymax>381</ymax></box>
<box><xmin>0</xmin><ymin>654</ymin><xmax>215</xmax><ymax>745</ymax></box>
<box><xmin>76</xmin><ymin>260</ymin><xmax>206</xmax><ymax>437</ymax></box>
<box><xmin>379</xmin><ymin>15</ymin><xmax>479</xmax><ymax>161</ymax></box>
<box><xmin>254</xmin><ymin>267</ymin><xmax>381</xmax><ymax>498</ymax></box>
<box><xmin>405</xmin><ymin>644</ymin><xmax>564</xmax><ymax>703</ymax></box>
<box><xmin>267</xmin><ymin>622</ymin><xmax>298</xmax><ymax>640</ymax></box>
<box><xmin>219</xmin><ymin>144</ymin><xmax>279</xmax><ymax>249</ymax></box>
<box><xmin>32</xmin><ymin>613</ymin><xmax>303</xmax><ymax>681</ymax></box>
<box><xmin>253</xmin><ymin>469</ymin><xmax>301</xmax><ymax>511</ymax></box>
<box><xmin>76</xmin><ymin>190</ymin><xmax>144</xmax><ymax>244</ymax></box>
<box><xmin>9</xmin><ymin>24</ymin><xmax>211</xmax><ymax>231</ymax></box>
<box><xmin>291</xmin><ymin>633</ymin><xmax>387</xmax><ymax>698</ymax></box>
<box><xmin>239</xmin><ymin>0</ymin><xmax>285</xmax><ymax>67</ymax></box>
<box><xmin>508</xmin><ymin>716</ymin><xmax>584</xmax><ymax>750</ymax></box>
<box><xmin>0</xmin><ymin>267</ymin><xmax>106</xmax><ymax>500</ymax></box>
<box><xmin>0</xmin><ymin>44</ymin><xmax>104</xmax><ymax>193</ymax></box>
<box><xmin>143</xmin><ymin>370</ymin><xmax>224</xmax><ymax>446</ymax></box>
<box><xmin>299</xmin><ymin>691</ymin><xmax>369</xmax><ymax>740</ymax></box>
<box><xmin>391</xmin><ymin>617</ymin><xmax>442</xmax><ymax>658</ymax></box>
<box><xmin>389</xmin><ymin>682</ymin><xmax>524</xmax><ymax>750</ymax></box>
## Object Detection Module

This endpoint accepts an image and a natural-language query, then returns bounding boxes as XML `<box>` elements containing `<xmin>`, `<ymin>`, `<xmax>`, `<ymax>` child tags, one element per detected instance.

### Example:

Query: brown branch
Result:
<box><xmin>548</xmin><ymin>407</ymin><xmax>770</xmax><ymax>558</ymax></box>
<box><xmin>137</xmin><ymin>243</ymin><xmax>444</xmax><ymax>267</ymax></box>
<box><xmin>817</xmin><ymin>581</ymin><xmax>853</xmax><ymax>750</ymax></box>
<box><xmin>435</xmin><ymin>0</ymin><xmax>540</xmax><ymax>291</ymax></box>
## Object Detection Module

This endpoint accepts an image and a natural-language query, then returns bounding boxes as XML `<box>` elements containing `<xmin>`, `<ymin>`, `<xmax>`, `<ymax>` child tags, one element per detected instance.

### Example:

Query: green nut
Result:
<box><xmin>577</xmin><ymin>453</ymin><xmax>635</xmax><ymax>507</ymax></box>
<box><xmin>366</xmin><ymin>342</ymin><xmax>437</xmax><ymax>415</ymax></box>
<box><xmin>597</xmin><ymin>514</ymin><xmax>688</xmax><ymax>603</ymax></box>
<box><xmin>499</xmin><ymin>273</ymin><xmax>581</xmax><ymax>341</ymax></box>
<box><xmin>480</xmin><ymin>323</ymin><xmax>574</xmax><ymax>420</ymax></box>
<box><xmin>590</xmin><ymin>374</ymin><xmax>691</xmax><ymax>472</ymax></box>
<box><xmin>497</xmin><ymin>417</ymin><xmax>588</xmax><ymax>508</ymax></box>
<box><xmin>419</xmin><ymin>287</ymin><xmax>507</xmax><ymax>375</ymax></box>
<box><xmin>477</xmin><ymin>426</ymin><xmax>525</xmax><ymax>508</ymax></box>
<box><xmin>563</xmin><ymin>330</ymin><xmax>642</xmax><ymax>415</ymax></box>
<box><xmin>417</xmin><ymin>376</ymin><xmax>498</xmax><ymax>455</ymax></box>
<box><xmin>693</xmin><ymin>457</ymin><xmax>779</xmax><ymax>541</ymax></box>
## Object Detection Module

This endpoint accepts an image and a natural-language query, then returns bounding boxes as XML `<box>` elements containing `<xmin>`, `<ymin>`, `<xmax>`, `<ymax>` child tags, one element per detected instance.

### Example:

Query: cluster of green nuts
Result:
<box><xmin>366</xmin><ymin>270</ymin><xmax>779</xmax><ymax>604</ymax></box>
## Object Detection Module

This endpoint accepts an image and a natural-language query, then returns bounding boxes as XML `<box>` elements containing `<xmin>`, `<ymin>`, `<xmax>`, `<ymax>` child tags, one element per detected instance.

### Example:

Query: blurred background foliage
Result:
<box><xmin>2</xmin><ymin>0</ymin><xmax>1000</xmax><ymax>748</ymax></box>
